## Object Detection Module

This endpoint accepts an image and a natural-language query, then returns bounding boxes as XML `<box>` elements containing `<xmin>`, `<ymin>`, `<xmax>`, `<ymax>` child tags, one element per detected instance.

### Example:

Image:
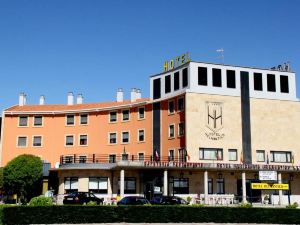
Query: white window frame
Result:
<box><xmin>256</xmin><ymin>150</ymin><xmax>265</xmax><ymax>162</ymax></box>
<box><xmin>33</xmin><ymin>115</ymin><xmax>43</xmax><ymax>127</ymax></box>
<box><xmin>32</xmin><ymin>135</ymin><xmax>43</xmax><ymax>147</ymax></box>
<box><xmin>138</xmin><ymin>107</ymin><xmax>145</xmax><ymax>120</ymax></box>
<box><xmin>109</xmin><ymin>111</ymin><xmax>118</xmax><ymax>123</ymax></box>
<box><xmin>80</xmin><ymin>114</ymin><xmax>89</xmax><ymax>125</ymax></box>
<box><xmin>78</xmin><ymin>134</ymin><xmax>88</xmax><ymax>146</ymax></box>
<box><xmin>18</xmin><ymin>116</ymin><xmax>29</xmax><ymax>127</ymax></box>
<box><xmin>65</xmin><ymin>135</ymin><xmax>75</xmax><ymax>147</ymax></box>
<box><xmin>66</xmin><ymin>114</ymin><xmax>75</xmax><ymax>126</ymax></box>
<box><xmin>121</xmin><ymin>131</ymin><xmax>130</xmax><ymax>144</ymax></box>
<box><xmin>122</xmin><ymin>109</ymin><xmax>130</xmax><ymax>122</ymax></box>
<box><xmin>137</xmin><ymin>129</ymin><xmax>145</xmax><ymax>143</ymax></box>
<box><xmin>168</xmin><ymin>124</ymin><xmax>175</xmax><ymax>138</ymax></box>
<box><xmin>108</xmin><ymin>132</ymin><xmax>117</xmax><ymax>145</ymax></box>
<box><xmin>17</xmin><ymin>136</ymin><xmax>28</xmax><ymax>148</ymax></box>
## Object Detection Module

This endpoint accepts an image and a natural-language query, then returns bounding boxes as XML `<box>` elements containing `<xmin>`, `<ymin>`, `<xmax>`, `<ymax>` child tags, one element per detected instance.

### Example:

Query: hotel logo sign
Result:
<box><xmin>163</xmin><ymin>52</ymin><xmax>191</xmax><ymax>72</ymax></box>
<box><xmin>205</xmin><ymin>102</ymin><xmax>225</xmax><ymax>140</ymax></box>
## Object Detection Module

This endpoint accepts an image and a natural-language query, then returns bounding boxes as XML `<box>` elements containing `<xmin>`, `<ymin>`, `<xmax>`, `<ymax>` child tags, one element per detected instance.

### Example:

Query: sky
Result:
<box><xmin>0</xmin><ymin>0</ymin><xmax>299</xmax><ymax>110</ymax></box>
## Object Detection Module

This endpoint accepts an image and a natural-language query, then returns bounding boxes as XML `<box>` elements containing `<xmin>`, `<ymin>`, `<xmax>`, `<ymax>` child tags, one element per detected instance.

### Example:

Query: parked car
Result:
<box><xmin>151</xmin><ymin>195</ymin><xmax>188</xmax><ymax>205</ymax></box>
<box><xmin>63</xmin><ymin>192</ymin><xmax>104</xmax><ymax>205</ymax></box>
<box><xmin>117</xmin><ymin>196</ymin><xmax>150</xmax><ymax>205</ymax></box>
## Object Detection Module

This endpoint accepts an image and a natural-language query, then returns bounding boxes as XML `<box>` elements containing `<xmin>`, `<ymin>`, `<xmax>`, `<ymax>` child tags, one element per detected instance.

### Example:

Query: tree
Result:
<box><xmin>3</xmin><ymin>154</ymin><xmax>43</xmax><ymax>203</ymax></box>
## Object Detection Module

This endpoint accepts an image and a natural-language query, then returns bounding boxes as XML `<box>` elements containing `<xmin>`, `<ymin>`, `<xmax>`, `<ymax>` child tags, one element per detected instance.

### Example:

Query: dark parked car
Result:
<box><xmin>117</xmin><ymin>196</ymin><xmax>150</xmax><ymax>205</ymax></box>
<box><xmin>151</xmin><ymin>195</ymin><xmax>188</xmax><ymax>205</ymax></box>
<box><xmin>63</xmin><ymin>192</ymin><xmax>104</xmax><ymax>205</ymax></box>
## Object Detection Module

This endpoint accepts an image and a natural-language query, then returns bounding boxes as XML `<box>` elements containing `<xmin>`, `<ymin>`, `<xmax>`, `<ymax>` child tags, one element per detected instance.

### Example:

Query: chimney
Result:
<box><xmin>39</xmin><ymin>95</ymin><xmax>45</xmax><ymax>105</ymax></box>
<box><xmin>130</xmin><ymin>88</ymin><xmax>137</xmax><ymax>102</ymax></box>
<box><xmin>77</xmin><ymin>94</ymin><xmax>83</xmax><ymax>104</ymax></box>
<box><xmin>136</xmin><ymin>89</ymin><xmax>141</xmax><ymax>100</ymax></box>
<box><xmin>19</xmin><ymin>93</ymin><xmax>27</xmax><ymax>106</ymax></box>
<box><xmin>116</xmin><ymin>88</ymin><xmax>124</xmax><ymax>102</ymax></box>
<box><xmin>67</xmin><ymin>92</ymin><xmax>74</xmax><ymax>105</ymax></box>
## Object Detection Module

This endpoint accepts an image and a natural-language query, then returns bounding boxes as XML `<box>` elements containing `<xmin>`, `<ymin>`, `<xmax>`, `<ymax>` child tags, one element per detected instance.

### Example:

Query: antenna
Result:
<box><xmin>216</xmin><ymin>48</ymin><xmax>224</xmax><ymax>64</ymax></box>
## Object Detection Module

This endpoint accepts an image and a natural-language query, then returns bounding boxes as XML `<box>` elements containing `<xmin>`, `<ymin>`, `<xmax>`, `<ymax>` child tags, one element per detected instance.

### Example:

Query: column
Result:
<box><xmin>120</xmin><ymin>169</ymin><xmax>125</xmax><ymax>198</ymax></box>
<box><xmin>163</xmin><ymin>170</ymin><xmax>168</xmax><ymax>196</ymax></box>
<box><xmin>242</xmin><ymin>172</ymin><xmax>247</xmax><ymax>203</ymax></box>
<box><xmin>278</xmin><ymin>173</ymin><xmax>282</xmax><ymax>205</ymax></box>
<box><xmin>204</xmin><ymin>170</ymin><xmax>208</xmax><ymax>204</ymax></box>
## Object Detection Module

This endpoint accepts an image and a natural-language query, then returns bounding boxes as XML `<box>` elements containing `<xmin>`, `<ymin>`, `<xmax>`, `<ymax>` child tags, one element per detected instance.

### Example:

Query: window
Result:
<box><xmin>64</xmin><ymin>155</ymin><xmax>73</xmax><ymax>164</ymax></box>
<box><xmin>138</xmin><ymin>153</ymin><xmax>144</xmax><ymax>161</ymax></box>
<box><xmin>79</xmin><ymin>155</ymin><xmax>87</xmax><ymax>163</ymax></box>
<box><xmin>182</xmin><ymin>68</ymin><xmax>188</xmax><ymax>87</ymax></box>
<box><xmin>169</xmin><ymin>150</ymin><xmax>174</xmax><ymax>161</ymax></box>
<box><xmin>212</xmin><ymin>68</ymin><xmax>222</xmax><ymax>87</ymax></box>
<box><xmin>65</xmin><ymin>135</ymin><xmax>74</xmax><ymax>146</ymax></box>
<box><xmin>17</xmin><ymin>136</ymin><xmax>27</xmax><ymax>147</ymax></box>
<box><xmin>138</xmin><ymin>107</ymin><xmax>145</xmax><ymax>119</ymax></box>
<box><xmin>168</xmin><ymin>101</ymin><xmax>175</xmax><ymax>114</ymax></box>
<box><xmin>118</xmin><ymin>177</ymin><xmax>136</xmax><ymax>194</ymax></box>
<box><xmin>199</xmin><ymin>148</ymin><xmax>223</xmax><ymax>160</ymax></box>
<box><xmin>169</xmin><ymin>124</ymin><xmax>175</xmax><ymax>138</ymax></box>
<box><xmin>208</xmin><ymin>178</ymin><xmax>213</xmax><ymax>194</ymax></box>
<box><xmin>280</xmin><ymin>75</ymin><xmax>289</xmax><ymax>93</ymax></box>
<box><xmin>33</xmin><ymin>116</ymin><xmax>43</xmax><ymax>126</ymax></box>
<box><xmin>80</xmin><ymin>114</ymin><xmax>88</xmax><ymax>125</ymax></box>
<box><xmin>19</xmin><ymin>116</ymin><xmax>28</xmax><ymax>127</ymax></box>
<box><xmin>122</xmin><ymin>110</ymin><xmax>130</xmax><ymax>121</ymax></box>
<box><xmin>178</xmin><ymin>98</ymin><xmax>184</xmax><ymax>111</ymax></box>
<box><xmin>270</xmin><ymin>151</ymin><xmax>291</xmax><ymax>163</ymax></box>
<box><xmin>64</xmin><ymin>177</ymin><xmax>78</xmax><ymax>193</ymax></box>
<box><xmin>66</xmin><ymin>115</ymin><xmax>75</xmax><ymax>125</ymax></box>
<box><xmin>178</xmin><ymin>149</ymin><xmax>186</xmax><ymax>162</ymax></box>
<box><xmin>79</xmin><ymin>135</ymin><xmax>88</xmax><ymax>146</ymax></box>
<box><xmin>109</xmin><ymin>133</ymin><xmax>117</xmax><ymax>144</ymax></box>
<box><xmin>172</xmin><ymin>178</ymin><xmax>189</xmax><ymax>194</ymax></box>
<box><xmin>122</xmin><ymin>131</ymin><xmax>129</xmax><ymax>143</ymax></box>
<box><xmin>226</xmin><ymin>70</ymin><xmax>236</xmax><ymax>88</ymax></box>
<box><xmin>153</xmin><ymin>78</ymin><xmax>161</xmax><ymax>99</ymax></box>
<box><xmin>89</xmin><ymin>177</ymin><xmax>108</xmax><ymax>194</ymax></box>
<box><xmin>256</xmin><ymin>150</ymin><xmax>265</xmax><ymax>162</ymax></box>
<box><xmin>267</xmin><ymin>74</ymin><xmax>276</xmax><ymax>92</ymax></box>
<box><xmin>254</xmin><ymin>73</ymin><xmax>263</xmax><ymax>91</ymax></box>
<box><xmin>174</xmin><ymin>71</ymin><xmax>180</xmax><ymax>91</ymax></box>
<box><xmin>217</xmin><ymin>178</ymin><xmax>225</xmax><ymax>194</ymax></box>
<box><xmin>33</xmin><ymin>136</ymin><xmax>42</xmax><ymax>147</ymax></box>
<box><xmin>198</xmin><ymin>67</ymin><xmax>208</xmax><ymax>86</ymax></box>
<box><xmin>122</xmin><ymin>153</ymin><xmax>128</xmax><ymax>161</ymax></box>
<box><xmin>109</xmin><ymin>111</ymin><xmax>117</xmax><ymax>122</ymax></box>
<box><xmin>178</xmin><ymin>123</ymin><xmax>184</xmax><ymax>136</ymax></box>
<box><xmin>228</xmin><ymin>149</ymin><xmax>237</xmax><ymax>161</ymax></box>
<box><xmin>165</xmin><ymin>75</ymin><xmax>171</xmax><ymax>93</ymax></box>
<box><xmin>109</xmin><ymin>154</ymin><xmax>116</xmax><ymax>163</ymax></box>
<box><xmin>138</xmin><ymin>130</ymin><xmax>145</xmax><ymax>142</ymax></box>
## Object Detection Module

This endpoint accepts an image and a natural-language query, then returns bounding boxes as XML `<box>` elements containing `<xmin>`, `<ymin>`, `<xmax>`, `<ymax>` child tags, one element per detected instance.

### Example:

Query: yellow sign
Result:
<box><xmin>251</xmin><ymin>183</ymin><xmax>289</xmax><ymax>190</ymax></box>
<box><xmin>163</xmin><ymin>52</ymin><xmax>191</xmax><ymax>72</ymax></box>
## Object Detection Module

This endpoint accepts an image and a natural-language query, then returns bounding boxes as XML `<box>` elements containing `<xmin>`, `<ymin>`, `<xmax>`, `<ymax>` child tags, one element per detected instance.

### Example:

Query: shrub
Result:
<box><xmin>286</xmin><ymin>202</ymin><xmax>298</xmax><ymax>209</ymax></box>
<box><xmin>28</xmin><ymin>196</ymin><xmax>53</xmax><ymax>206</ymax></box>
<box><xmin>238</xmin><ymin>202</ymin><xmax>252</xmax><ymax>208</ymax></box>
<box><xmin>86</xmin><ymin>201</ymin><xmax>97</xmax><ymax>206</ymax></box>
<box><xmin>186</xmin><ymin>196</ymin><xmax>192</xmax><ymax>203</ymax></box>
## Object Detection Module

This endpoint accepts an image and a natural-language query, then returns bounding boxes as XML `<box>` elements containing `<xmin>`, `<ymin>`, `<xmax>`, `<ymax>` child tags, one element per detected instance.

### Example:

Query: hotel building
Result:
<box><xmin>1</xmin><ymin>58</ymin><xmax>299</xmax><ymax>205</ymax></box>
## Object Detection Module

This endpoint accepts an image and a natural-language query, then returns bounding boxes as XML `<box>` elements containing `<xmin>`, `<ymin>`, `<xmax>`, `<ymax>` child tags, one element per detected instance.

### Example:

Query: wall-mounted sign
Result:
<box><xmin>251</xmin><ymin>183</ymin><xmax>289</xmax><ymax>190</ymax></box>
<box><xmin>259</xmin><ymin>171</ymin><xmax>277</xmax><ymax>181</ymax></box>
<box><xmin>163</xmin><ymin>52</ymin><xmax>191</xmax><ymax>72</ymax></box>
<box><xmin>204</xmin><ymin>102</ymin><xmax>225</xmax><ymax>140</ymax></box>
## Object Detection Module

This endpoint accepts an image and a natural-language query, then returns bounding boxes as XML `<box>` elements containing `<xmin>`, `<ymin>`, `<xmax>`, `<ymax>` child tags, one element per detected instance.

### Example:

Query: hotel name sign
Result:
<box><xmin>163</xmin><ymin>52</ymin><xmax>191</xmax><ymax>72</ymax></box>
<box><xmin>251</xmin><ymin>183</ymin><xmax>289</xmax><ymax>190</ymax></box>
<box><xmin>143</xmin><ymin>161</ymin><xmax>300</xmax><ymax>172</ymax></box>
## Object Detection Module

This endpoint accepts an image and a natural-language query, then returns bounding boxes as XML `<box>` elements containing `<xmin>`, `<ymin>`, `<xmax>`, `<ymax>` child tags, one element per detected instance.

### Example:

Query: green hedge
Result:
<box><xmin>1</xmin><ymin>205</ymin><xmax>300</xmax><ymax>225</ymax></box>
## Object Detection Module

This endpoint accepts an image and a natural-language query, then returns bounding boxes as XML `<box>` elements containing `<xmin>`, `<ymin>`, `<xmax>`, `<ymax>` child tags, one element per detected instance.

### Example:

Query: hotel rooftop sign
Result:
<box><xmin>163</xmin><ymin>52</ymin><xmax>191</xmax><ymax>72</ymax></box>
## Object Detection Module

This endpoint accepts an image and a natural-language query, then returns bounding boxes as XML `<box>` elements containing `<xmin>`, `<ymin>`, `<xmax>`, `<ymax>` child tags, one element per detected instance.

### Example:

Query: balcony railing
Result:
<box><xmin>60</xmin><ymin>154</ymin><xmax>186</xmax><ymax>165</ymax></box>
